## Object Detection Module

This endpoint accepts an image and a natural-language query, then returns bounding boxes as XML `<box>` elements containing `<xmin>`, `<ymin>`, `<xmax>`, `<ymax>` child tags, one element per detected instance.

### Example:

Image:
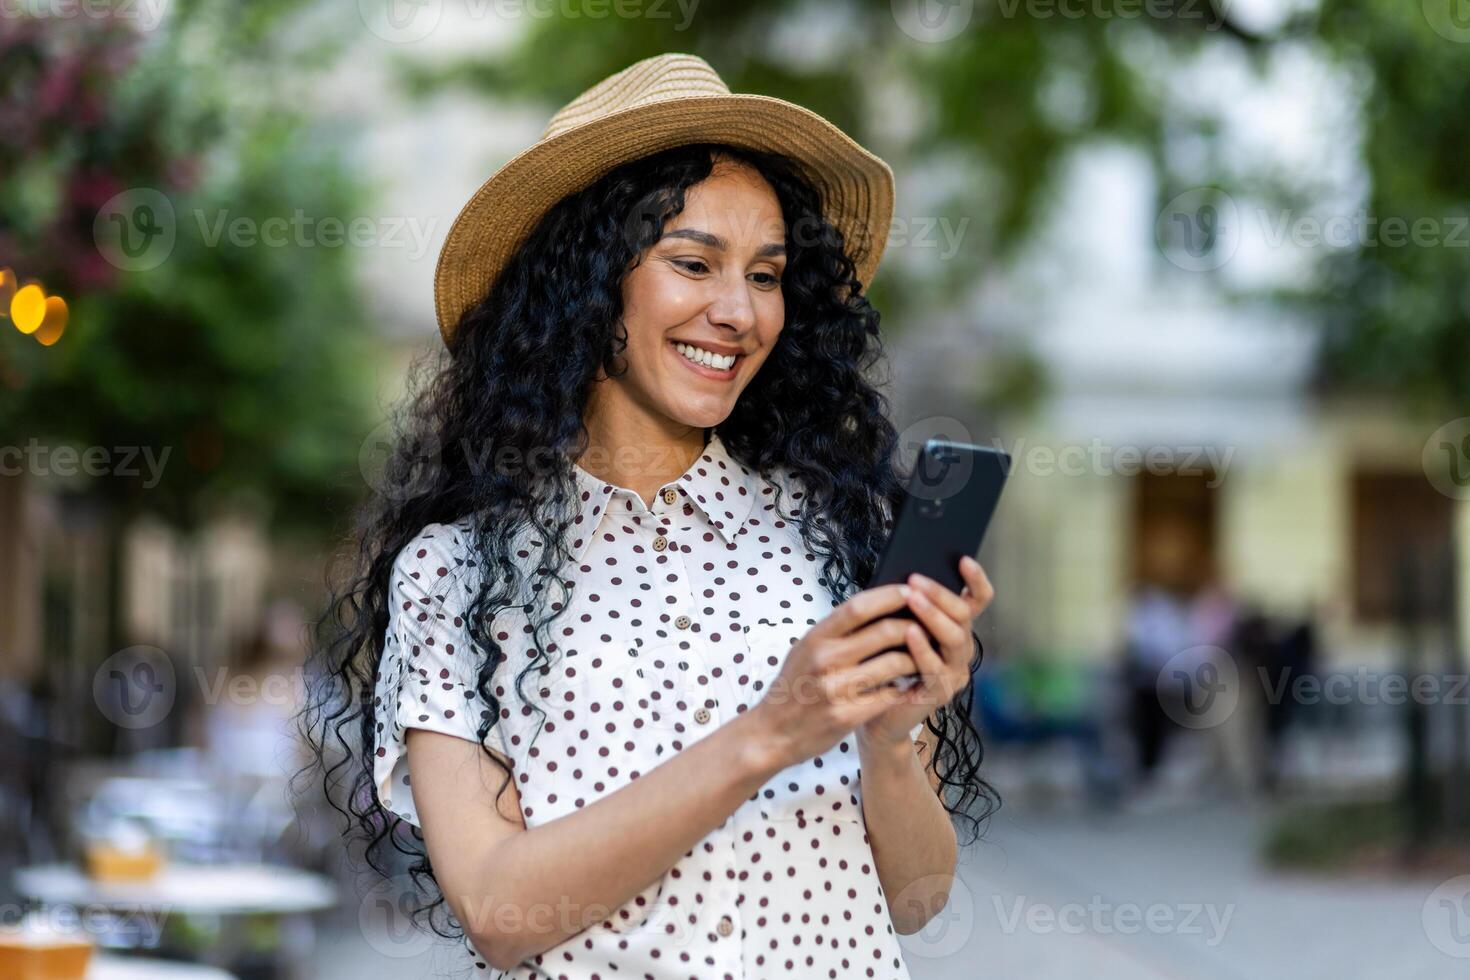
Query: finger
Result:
<box><xmin>831</xmin><ymin>614</ymin><xmax>920</xmax><ymax>668</ymax></box>
<box><xmin>808</xmin><ymin>584</ymin><xmax>911</xmax><ymax>641</ymax></box>
<box><xmin>903</xmin><ymin>624</ymin><xmax>952</xmax><ymax>707</ymax></box>
<box><xmin>905</xmin><ymin>586</ymin><xmax>970</xmax><ymax>664</ymax></box>
<box><xmin>907</xmin><ymin>571</ymin><xmax>972</xmax><ymax>625</ymax></box>
<box><xmin>826</xmin><ymin>651</ymin><xmax>918</xmax><ymax>704</ymax></box>
<box><xmin>956</xmin><ymin>556</ymin><xmax>986</xmax><ymax>614</ymax></box>
<box><xmin>906</xmin><ymin>622</ymin><xmax>946</xmax><ymax>682</ymax></box>
<box><xmin>960</xmin><ymin>556</ymin><xmax>995</xmax><ymax>613</ymax></box>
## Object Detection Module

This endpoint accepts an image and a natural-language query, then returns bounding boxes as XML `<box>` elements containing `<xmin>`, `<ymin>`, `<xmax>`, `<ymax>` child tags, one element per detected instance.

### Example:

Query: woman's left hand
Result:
<box><xmin>856</xmin><ymin>555</ymin><xmax>994</xmax><ymax>751</ymax></box>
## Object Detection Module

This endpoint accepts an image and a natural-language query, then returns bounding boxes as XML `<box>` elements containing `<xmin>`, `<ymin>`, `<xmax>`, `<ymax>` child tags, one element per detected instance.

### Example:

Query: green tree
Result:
<box><xmin>399</xmin><ymin>0</ymin><xmax>1468</xmax><ymax>413</ymax></box>
<box><xmin>0</xmin><ymin>4</ymin><xmax>374</xmax><ymax>753</ymax></box>
<box><xmin>1312</xmin><ymin>0</ymin><xmax>1470</xmax><ymax>415</ymax></box>
<box><xmin>1</xmin><ymin>1</ymin><xmax>373</xmax><ymax>535</ymax></box>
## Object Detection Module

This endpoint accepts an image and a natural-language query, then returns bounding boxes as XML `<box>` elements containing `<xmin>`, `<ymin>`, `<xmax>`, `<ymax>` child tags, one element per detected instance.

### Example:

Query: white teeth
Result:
<box><xmin>674</xmin><ymin>342</ymin><xmax>736</xmax><ymax>371</ymax></box>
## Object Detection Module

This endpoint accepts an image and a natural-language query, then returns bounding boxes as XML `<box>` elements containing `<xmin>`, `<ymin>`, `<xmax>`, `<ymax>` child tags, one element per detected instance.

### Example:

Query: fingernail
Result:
<box><xmin>899</xmin><ymin>585</ymin><xmax>911</xmax><ymax>599</ymax></box>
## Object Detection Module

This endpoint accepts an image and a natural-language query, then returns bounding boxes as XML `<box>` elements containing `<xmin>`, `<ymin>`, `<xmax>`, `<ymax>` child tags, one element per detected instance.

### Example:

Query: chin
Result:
<box><xmin>676</xmin><ymin>409</ymin><xmax>735</xmax><ymax>430</ymax></box>
<box><xmin>664</xmin><ymin>396</ymin><xmax>736</xmax><ymax>430</ymax></box>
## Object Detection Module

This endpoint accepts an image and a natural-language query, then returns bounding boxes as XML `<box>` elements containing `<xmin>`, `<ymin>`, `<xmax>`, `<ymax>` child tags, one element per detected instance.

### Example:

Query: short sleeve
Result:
<box><xmin>372</xmin><ymin>521</ymin><xmax>508</xmax><ymax>827</ymax></box>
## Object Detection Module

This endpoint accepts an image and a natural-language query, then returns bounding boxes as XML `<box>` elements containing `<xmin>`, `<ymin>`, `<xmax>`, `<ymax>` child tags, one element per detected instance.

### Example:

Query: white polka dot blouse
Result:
<box><xmin>373</xmin><ymin>430</ymin><xmax>924</xmax><ymax>978</ymax></box>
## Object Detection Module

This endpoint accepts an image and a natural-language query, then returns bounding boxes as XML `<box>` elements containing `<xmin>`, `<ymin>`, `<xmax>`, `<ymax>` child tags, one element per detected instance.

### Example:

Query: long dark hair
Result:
<box><xmin>300</xmin><ymin>141</ymin><xmax>998</xmax><ymax>937</ymax></box>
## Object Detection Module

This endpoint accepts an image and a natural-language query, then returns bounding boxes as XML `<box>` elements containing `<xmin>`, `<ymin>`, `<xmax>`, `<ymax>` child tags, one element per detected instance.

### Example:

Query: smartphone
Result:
<box><xmin>864</xmin><ymin>439</ymin><xmax>1012</xmax><ymax>690</ymax></box>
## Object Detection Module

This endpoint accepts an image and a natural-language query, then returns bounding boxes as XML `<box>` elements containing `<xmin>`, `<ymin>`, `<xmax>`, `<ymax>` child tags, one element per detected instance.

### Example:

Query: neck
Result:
<box><xmin>574</xmin><ymin>416</ymin><xmax>709</xmax><ymax>509</ymax></box>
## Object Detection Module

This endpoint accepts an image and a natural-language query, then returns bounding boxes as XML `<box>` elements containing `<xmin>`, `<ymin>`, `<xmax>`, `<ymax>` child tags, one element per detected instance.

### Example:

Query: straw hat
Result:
<box><xmin>432</xmin><ymin>52</ymin><xmax>895</xmax><ymax>347</ymax></box>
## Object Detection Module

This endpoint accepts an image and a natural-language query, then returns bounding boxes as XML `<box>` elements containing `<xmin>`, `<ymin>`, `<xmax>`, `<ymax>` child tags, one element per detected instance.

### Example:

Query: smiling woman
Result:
<box><xmin>303</xmin><ymin>53</ymin><xmax>998</xmax><ymax>980</ymax></box>
<box><xmin>584</xmin><ymin>154</ymin><xmax>788</xmax><ymax>455</ymax></box>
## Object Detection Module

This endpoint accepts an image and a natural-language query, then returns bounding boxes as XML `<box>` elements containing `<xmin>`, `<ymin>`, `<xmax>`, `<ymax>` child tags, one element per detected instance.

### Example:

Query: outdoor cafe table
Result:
<box><xmin>92</xmin><ymin>955</ymin><xmax>238</xmax><ymax>979</ymax></box>
<box><xmin>13</xmin><ymin>863</ymin><xmax>336</xmax><ymax>916</ymax></box>
<box><xmin>14</xmin><ymin>864</ymin><xmax>336</xmax><ymax>976</ymax></box>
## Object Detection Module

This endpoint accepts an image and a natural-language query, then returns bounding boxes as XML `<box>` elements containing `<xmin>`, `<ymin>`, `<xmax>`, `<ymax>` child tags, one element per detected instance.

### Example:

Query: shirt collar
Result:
<box><xmin>563</xmin><ymin>431</ymin><xmax>762</xmax><ymax>564</ymax></box>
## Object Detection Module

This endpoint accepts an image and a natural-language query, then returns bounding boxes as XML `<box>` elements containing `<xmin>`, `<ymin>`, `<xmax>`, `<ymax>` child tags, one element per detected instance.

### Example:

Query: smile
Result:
<box><xmin>670</xmin><ymin>340</ymin><xmax>741</xmax><ymax>380</ymax></box>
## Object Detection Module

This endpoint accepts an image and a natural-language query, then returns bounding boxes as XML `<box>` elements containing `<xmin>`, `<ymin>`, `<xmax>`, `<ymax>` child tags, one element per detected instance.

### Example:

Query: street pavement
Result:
<box><xmin>310</xmin><ymin>797</ymin><xmax>1462</xmax><ymax>979</ymax></box>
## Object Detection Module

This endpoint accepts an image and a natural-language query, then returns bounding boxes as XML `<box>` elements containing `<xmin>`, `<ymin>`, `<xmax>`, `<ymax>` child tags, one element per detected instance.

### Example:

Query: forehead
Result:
<box><xmin>676</xmin><ymin>160</ymin><xmax>786</xmax><ymax>242</ymax></box>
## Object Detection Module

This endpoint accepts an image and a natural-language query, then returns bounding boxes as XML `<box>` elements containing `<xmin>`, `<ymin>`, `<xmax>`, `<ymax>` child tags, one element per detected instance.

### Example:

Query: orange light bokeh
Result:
<box><xmin>10</xmin><ymin>284</ymin><xmax>45</xmax><ymax>334</ymax></box>
<box><xmin>35</xmin><ymin>296</ymin><xmax>68</xmax><ymax>346</ymax></box>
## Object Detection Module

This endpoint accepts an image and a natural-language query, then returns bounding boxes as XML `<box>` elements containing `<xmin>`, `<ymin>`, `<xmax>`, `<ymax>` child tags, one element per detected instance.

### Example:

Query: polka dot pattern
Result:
<box><xmin>372</xmin><ymin>431</ymin><xmax>920</xmax><ymax>978</ymax></box>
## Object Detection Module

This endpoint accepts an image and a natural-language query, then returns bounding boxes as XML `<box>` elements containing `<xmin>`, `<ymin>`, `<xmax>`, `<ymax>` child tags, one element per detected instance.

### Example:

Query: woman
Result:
<box><xmin>305</xmin><ymin>54</ymin><xmax>997</xmax><ymax>978</ymax></box>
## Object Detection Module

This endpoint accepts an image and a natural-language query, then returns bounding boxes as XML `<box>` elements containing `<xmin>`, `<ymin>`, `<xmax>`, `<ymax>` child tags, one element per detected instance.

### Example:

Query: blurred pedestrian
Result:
<box><xmin>1123</xmin><ymin>582</ymin><xmax>1194</xmax><ymax>787</ymax></box>
<box><xmin>202</xmin><ymin>599</ymin><xmax>308</xmax><ymax>858</ymax></box>
<box><xmin>1261</xmin><ymin>610</ymin><xmax>1318</xmax><ymax>793</ymax></box>
<box><xmin>1188</xmin><ymin>577</ymin><xmax>1255</xmax><ymax>797</ymax></box>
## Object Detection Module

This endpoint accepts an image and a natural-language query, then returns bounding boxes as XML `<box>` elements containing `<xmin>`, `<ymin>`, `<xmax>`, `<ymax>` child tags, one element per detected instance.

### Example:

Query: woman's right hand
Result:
<box><xmin>749</xmin><ymin>583</ymin><xmax>920</xmax><ymax>771</ymax></box>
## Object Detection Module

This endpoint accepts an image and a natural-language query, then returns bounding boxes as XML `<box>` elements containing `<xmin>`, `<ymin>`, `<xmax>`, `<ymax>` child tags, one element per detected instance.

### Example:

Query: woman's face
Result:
<box><xmin>603</xmin><ymin>155</ymin><xmax>787</xmax><ymax>430</ymax></box>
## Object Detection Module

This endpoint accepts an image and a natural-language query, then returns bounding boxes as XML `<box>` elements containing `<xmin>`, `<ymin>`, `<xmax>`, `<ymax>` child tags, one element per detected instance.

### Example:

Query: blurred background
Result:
<box><xmin>2</xmin><ymin>1</ymin><xmax>1468</xmax><ymax>977</ymax></box>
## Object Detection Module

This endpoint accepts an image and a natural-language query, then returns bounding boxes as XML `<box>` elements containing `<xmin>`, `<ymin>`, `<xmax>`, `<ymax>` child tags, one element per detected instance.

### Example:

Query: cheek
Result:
<box><xmin>624</xmin><ymin>264</ymin><xmax>705</xmax><ymax>333</ymax></box>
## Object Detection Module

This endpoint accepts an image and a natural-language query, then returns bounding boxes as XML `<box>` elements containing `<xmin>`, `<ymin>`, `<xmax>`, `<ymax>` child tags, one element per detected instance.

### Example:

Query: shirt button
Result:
<box><xmin>652</xmin><ymin>535</ymin><xmax>668</xmax><ymax>552</ymax></box>
<box><xmin>716</xmin><ymin>915</ymin><xmax>734</xmax><ymax>937</ymax></box>
<box><xmin>694</xmin><ymin>707</ymin><xmax>711</xmax><ymax>725</ymax></box>
<box><xmin>674</xmin><ymin>615</ymin><xmax>691</xmax><ymax>630</ymax></box>
<box><xmin>661</xmin><ymin>487</ymin><xmax>678</xmax><ymax>504</ymax></box>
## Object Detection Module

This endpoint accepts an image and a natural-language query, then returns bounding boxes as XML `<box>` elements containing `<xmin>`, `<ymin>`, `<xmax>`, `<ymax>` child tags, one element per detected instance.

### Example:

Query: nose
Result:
<box><xmin>704</xmin><ymin>270</ymin><xmax>758</xmax><ymax>334</ymax></box>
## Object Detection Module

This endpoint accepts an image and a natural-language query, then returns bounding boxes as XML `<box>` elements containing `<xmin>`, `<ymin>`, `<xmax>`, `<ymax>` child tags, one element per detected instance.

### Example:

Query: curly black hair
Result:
<box><xmin>299</xmin><ymin>141</ymin><xmax>998</xmax><ymax>941</ymax></box>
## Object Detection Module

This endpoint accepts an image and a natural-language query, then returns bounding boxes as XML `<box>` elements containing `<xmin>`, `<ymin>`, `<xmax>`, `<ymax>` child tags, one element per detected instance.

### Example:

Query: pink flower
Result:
<box><xmin>67</xmin><ymin>168</ymin><xmax>126</xmax><ymax>212</ymax></box>
<box><xmin>35</xmin><ymin>59</ymin><xmax>81</xmax><ymax>120</ymax></box>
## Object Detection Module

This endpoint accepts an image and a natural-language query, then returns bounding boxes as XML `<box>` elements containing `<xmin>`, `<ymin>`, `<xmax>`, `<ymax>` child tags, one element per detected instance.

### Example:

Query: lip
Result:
<box><xmin>669</xmin><ymin>338</ymin><xmax>744</xmax><ymax>357</ymax></box>
<box><xmin>668</xmin><ymin>339</ymin><xmax>740</xmax><ymax>381</ymax></box>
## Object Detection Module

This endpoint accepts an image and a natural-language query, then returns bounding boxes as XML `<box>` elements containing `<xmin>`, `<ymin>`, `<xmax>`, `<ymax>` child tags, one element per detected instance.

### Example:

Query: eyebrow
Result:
<box><xmin>662</xmin><ymin>227</ymin><xmax>786</xmax><ymax>258</ymax></box>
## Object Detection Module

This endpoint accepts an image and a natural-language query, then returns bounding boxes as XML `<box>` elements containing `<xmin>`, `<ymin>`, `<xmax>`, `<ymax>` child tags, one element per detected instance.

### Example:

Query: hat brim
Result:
<box><xmin>432</xmin><ymin>93</ymin><xmax>895</xmax><ymax>346</ymax></box>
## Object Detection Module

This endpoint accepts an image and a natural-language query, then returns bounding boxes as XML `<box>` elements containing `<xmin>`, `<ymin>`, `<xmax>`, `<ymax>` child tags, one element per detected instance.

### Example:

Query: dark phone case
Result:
<box><xmin>863</xmin><ymin>441</ymin><xmax>1011</xmax><ymax>681</ymax></box>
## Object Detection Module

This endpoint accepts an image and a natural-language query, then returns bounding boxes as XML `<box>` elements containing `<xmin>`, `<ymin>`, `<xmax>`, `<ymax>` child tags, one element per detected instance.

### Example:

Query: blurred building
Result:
<box><xmin>0</xmin><ymin>485</ymin><xmax>274</xmax><ymax>683</ymax></box>
<box><xmin>885</xmin><ymin>120</ymin><xmax>1465</xmax><ymax>676</ymax></box>
<box><xmin>6</xmin><ymin>12</ymin><xmax>1463</xmax><ymax>702</ymax></box>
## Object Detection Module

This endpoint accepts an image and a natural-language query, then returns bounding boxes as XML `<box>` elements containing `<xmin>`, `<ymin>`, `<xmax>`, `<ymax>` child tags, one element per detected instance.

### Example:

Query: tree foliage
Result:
<box><xmin>401</xmin><ymin>0</ymin><xmax>1467</xmax><ymax>412</ymax></box>
<box><xmin>0</xmin><ymin>1</ymin><xmax>373</xmax><ymax>534</ymax></box>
